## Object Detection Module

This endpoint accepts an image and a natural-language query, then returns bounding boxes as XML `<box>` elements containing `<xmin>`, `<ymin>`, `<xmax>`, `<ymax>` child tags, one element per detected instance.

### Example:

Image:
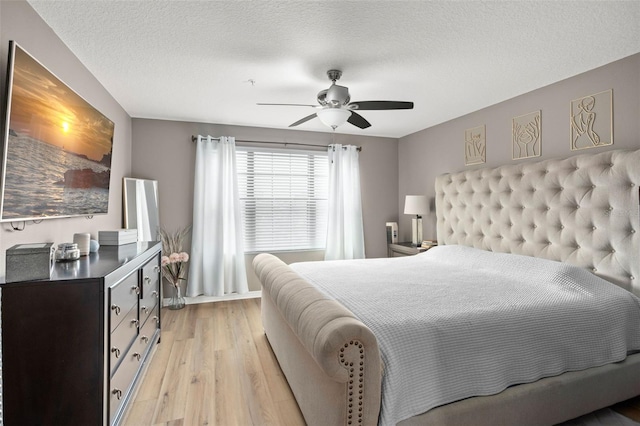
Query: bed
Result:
<box><xmin>253</xmin><ymin>148</ymin><xmax>640</xmax><ymax>426</ymax></box>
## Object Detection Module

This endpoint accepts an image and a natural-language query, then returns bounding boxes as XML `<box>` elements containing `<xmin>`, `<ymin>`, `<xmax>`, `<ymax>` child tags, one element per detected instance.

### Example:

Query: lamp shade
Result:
<box><xmin>317</xmin><ymin>108</ymin><xmax>351</xmax><ymax>130</ymax></box>
<box><xmin>404</xmin><ymin>195</ymin><xmax>428</xmax><ymax>215</ymax></box>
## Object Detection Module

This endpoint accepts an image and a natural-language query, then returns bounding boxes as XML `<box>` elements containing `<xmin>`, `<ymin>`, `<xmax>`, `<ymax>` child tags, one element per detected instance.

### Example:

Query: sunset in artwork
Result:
<box><xmin>1</xmin><ymin>42</ymin><xmax>114</xmax><ymax>221</ymax></box>
<box><xmin>8</xmin><ymin>45</ymin><xmax>114</xmax><ymax>162</ymax></box>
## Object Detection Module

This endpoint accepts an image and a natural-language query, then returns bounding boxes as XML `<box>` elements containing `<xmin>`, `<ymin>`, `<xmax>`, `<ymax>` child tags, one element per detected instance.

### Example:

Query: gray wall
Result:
<box><xmin>398</xmin><ymin>53</ymin><xmax>640</xmax><ymax>242</ymax></box>
<box><xmin>0</xmin><ymin>0</ymin><xmax>133</xmax><ymax>277</ymax></box>
<box><xmin>131</xmin><ymin>118</ymin><xmax>399</xmax><ymax>291</ymax></box>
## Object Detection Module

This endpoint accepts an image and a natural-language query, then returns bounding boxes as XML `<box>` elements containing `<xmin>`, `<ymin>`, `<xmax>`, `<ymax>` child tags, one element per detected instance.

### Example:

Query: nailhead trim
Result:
<box><xmin>339</xmin><ymin>340</ymin><xmax>365</xmax><ymax>425</ymax></box>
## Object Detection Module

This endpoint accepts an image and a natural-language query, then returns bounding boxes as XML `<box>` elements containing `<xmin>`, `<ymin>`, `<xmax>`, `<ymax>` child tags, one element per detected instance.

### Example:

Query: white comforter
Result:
<box><xmin>290</xmin><ymin>245</ymin><xmax>640</xmax><ymax>426</ymax></box>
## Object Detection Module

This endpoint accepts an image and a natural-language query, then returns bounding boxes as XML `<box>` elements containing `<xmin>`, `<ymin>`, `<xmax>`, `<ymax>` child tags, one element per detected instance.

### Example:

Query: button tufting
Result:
<box><xmin>631</xmin><ymin>276</ymin><xmax>635</xmax><ymax>280</ymax></box>
<box><xmin>560</xmin><ymin>225</ymin><xmax>565</xmax><ymax>229</ymax></box>
<box><xmin>592</xmin><ymin>226</ymin><xmax>596</xmax><ymax>230</ymax></box>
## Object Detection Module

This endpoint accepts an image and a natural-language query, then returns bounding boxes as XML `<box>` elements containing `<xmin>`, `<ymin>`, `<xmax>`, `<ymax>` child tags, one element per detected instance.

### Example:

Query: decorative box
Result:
<box><xmin>98</xmin><ymin>229</ymin><xmax>138</xmax><ymax>246</ymax></box>
<box><xmin>5</xmin><ymin>242</ymin><xmax>55</xmax><ymax>283</ymax></box>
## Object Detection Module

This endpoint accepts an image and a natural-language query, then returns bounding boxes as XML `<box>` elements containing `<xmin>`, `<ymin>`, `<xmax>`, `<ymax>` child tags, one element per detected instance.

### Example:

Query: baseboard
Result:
<box><xmin>162</xmin><ymin>290</ymin><xmax>261</xmax><ymax>307</ymax></box>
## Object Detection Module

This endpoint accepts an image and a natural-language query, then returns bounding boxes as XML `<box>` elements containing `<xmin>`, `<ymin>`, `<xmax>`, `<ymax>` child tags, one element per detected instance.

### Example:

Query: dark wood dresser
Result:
<box><xmin>1</xmin><ymin>241</ymin><xmax>162</xmax><ymax>425</ymax></box>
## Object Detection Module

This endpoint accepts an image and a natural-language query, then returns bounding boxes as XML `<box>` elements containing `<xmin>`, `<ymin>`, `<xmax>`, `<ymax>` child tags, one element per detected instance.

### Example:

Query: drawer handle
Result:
<box><xmin>133</xmin><ymin>352</ymin><xmax>142</xmax><ymax>361</ymax></box>
<box><xmin>131</xmin><ymin>318</ymin><xmax>140</xmax><ymax>328</ymax></box>
<box><xmin>111</xmin><ymin>347</ymin><xmax>121</xmax><ymax>358</ymax></box>
<box><xmin>111</xmin><ymin>304</ymin><xmax>121</xmax><ymax>315</ymax></box>
<box><xmin>141</xmin><ymin>335</ymin><xmax>149</xmax><ymax>343</ymax></box>
<box><xmin>144</xmin><ymin>276</ymin><xmax>151</xmax><ymax>284</ymax></box>
<box><xmin>153</xmin><ymin>265</ymin><xmax>160</xmax><ymax>273</ymax></box>
<box><xmin>153</xmin><ymin>315</ymin><xmax>159</xmax><ymax>326</ymax></box>
<box><xmin>141</xmin><ymin>305</ymin><xmax>149</xmax><ymax>314</ymax></box>
<box><xmin>131</xmin><ymin>285</ymin><xmax>140</xmax><ymax>295</ymax></box>
<box><xmin>112</xmin><ymin>388</ymin><xmax>123</xmax><ymax>400</ymax></box>
<box><xmin>151</xmin><ymin>290</ymin><xmax>159</xmax><ymax>299</ymax></box>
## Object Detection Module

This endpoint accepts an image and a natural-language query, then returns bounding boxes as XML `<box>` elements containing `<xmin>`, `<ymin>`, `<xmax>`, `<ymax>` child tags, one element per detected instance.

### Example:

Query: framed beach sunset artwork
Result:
<box><xmin>0</xmin><ymin>41</ymin><xmax>115</xmax><ymax>221</ymax></box>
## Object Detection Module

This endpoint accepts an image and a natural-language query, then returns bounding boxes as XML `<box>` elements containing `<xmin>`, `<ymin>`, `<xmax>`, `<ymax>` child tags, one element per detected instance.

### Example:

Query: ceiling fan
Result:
<box><xmin>257</xmin><ymin>69</ymin><xmax>414</xmax><ymax>130</ymax></box>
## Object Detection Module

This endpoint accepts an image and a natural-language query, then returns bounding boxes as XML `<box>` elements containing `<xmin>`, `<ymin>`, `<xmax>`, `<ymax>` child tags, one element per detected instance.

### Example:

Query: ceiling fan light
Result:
<box><xmin>317</xmin><ymin>108</ymin><xmax>351</xmax><ymax>130</ymax></box>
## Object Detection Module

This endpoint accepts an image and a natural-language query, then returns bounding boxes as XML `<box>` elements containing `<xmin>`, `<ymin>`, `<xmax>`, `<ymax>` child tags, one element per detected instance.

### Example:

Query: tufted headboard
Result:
<box><xmin>435</xmin><ymin>149</ymin><xmax>640</xmax><ymax>296</ymax></box>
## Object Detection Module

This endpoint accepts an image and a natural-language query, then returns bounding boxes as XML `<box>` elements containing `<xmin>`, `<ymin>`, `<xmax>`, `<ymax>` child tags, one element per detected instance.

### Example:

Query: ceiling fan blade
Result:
<box><xmin>289</xmin><ymin>113</ymin><xmax>317</xmax><ymax>127</ymax></box>
<box><xmin>347</xmin><ymin>111</ymin><xmax>371</xmax><ymax>129</ymax></box>
<box><xmin>348</xmin><ymin>101</ymin><xmax>414</xmax><ymax>110</ymax></box>
<box><xmin>257</xmin><ymin>103</ymin><xmax>318</xmax><ymax>108</ymax></box>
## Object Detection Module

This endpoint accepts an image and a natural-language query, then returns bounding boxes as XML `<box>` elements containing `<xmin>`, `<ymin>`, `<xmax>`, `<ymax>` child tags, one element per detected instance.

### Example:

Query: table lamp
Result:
<box><xmin>404</xmin><ymin>195</ymin><xmax>428</xmax><ymax>246</ymax></box>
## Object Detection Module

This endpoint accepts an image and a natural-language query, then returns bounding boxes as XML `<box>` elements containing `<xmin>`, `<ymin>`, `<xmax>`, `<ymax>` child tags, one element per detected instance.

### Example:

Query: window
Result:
<box><xmin>236</xmin><ymin>147</ymin><xmax>328</xmax><ymax>252</ymax></box>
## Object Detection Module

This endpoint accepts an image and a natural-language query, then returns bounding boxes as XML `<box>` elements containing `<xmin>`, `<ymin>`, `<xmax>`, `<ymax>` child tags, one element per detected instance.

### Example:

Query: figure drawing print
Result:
<box><xmin>465</xmin><ymin>125</ymin><xmax>486</xmax><ymax>166</ymax></box>
<box><xmin>513</xmin><ymin>111</ymin><xmax>541</xmax><ymax>160</ymax></box>
<box><xmin>570</xmin><ymin>90</ymin><xmax>612</xmax><ymax>150</ymax></box>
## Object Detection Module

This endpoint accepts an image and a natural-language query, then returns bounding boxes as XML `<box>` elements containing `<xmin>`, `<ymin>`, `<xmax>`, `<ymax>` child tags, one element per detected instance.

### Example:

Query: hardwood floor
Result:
<box><xmin>124</xmin><ymin>299</ymin><xmax>640</xmax><ymax>426</ymax></box>
<box><xmin>124</xmin><ymin>298</ymin><xmax>304</xmax><ymax>426</ymax></box>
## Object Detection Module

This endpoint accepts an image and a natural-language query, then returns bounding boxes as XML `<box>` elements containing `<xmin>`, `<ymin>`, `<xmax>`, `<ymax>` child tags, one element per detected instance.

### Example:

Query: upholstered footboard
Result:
<box><xmin>253</xmin><ymin>254</ymin><xmax>382</xmax><ymax>426</ymax></box>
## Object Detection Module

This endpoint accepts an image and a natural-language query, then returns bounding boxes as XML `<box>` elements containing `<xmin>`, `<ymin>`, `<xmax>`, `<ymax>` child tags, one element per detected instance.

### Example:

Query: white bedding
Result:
<box><xmin>290</xmin><ymin>245</ymin><xmax>640</xmax><ymax>426</ymax></box>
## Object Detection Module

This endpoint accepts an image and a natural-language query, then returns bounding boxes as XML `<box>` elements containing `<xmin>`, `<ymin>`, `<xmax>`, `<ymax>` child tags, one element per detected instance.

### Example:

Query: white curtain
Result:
<box><xmin>188</xmin><ymin>136</ymin><xmax>248</xmax><ymax>296</ymax></box>
<box><xmin>325</xmin><ymin>144</ymin><xmax>365</xmax><ymax>260</ymax></box>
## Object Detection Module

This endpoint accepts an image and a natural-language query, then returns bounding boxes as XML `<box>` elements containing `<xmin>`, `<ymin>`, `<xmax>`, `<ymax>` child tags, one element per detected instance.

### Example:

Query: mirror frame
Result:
<box><xmin>123</xmin><ymin>177</ymin><xmax>160</xmax><ymax>241</ymax></box>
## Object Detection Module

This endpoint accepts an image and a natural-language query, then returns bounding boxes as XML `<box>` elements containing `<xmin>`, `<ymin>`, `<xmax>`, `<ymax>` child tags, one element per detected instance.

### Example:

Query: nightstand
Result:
<box><xmin>388</xmin><ymin>242</ymin><xmax>431</xmax><ymax>257</ymax></box>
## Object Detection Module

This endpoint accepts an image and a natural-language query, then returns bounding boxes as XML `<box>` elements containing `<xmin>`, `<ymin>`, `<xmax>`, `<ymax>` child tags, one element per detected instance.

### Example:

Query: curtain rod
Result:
<box><xmin>190</xmin><ymin>135</ymin><xmax>361</xmax><ymax>152</ymax></box>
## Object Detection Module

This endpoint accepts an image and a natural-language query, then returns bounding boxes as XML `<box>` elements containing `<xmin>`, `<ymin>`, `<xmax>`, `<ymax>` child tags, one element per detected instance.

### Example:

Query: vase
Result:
<box><xmin>168</xmin><ymin>285</ymin><xmax>185</xmax><ymax>310</ymax></box>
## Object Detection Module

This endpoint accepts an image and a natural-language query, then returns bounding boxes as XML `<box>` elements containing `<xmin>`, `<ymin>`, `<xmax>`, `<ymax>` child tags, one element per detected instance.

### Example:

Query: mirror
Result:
<box><xmin>123</xmin><ymin>177</ymin><xmax>160</xmax><ymax>241</ymax></box>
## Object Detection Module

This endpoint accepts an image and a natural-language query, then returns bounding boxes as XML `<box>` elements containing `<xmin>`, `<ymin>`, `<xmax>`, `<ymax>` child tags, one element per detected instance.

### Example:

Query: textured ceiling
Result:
<box><xmin>27</xmin><ymin>1</ymin><xmax>640</xmax><ymax>139</ymax></box>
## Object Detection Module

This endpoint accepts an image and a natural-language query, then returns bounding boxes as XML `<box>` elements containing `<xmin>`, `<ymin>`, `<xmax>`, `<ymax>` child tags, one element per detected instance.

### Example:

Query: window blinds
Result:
<box><xmin>236</xmin><ymin>147</ymin><xmax>328</xmax><ymax>252</ymax></box>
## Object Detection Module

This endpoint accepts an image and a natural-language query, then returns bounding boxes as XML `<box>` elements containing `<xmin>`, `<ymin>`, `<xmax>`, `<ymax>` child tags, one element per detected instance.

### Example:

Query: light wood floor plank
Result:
<box><xmin>213</xmin><ymin>349</ymin><xmax>252</xmax><ymax>426</ymax></box>
<box><xmin>135</xmin><ymin>330</ymin><xmax>176</xmax><ymax>401</ymax></box>
<box><xmin>125</xmin><ymin>399</ymin><xmax>157</xmax><ymax>425</ymax></box>
<box><xmin>213</xmin><ymin>303</ymin><xmax>233</xmax><ymax>351</ymax></box>
<box><xmin>231</xmin><ymin>301</ymin><xmax>281</xmax><ymax>425</ymax></box>
<box><xmin>183</xmin><ymin>369</ymin><xmax>215</xmax><ymax>426</ymax></box>
<box><xmin>191</xmin><ymin>317</ymin><xmax>215</xmax><ymax>373</ymax></box>
<box><xmin>152</xmin><ymin>338</ymin><xmax>194</xmax><ymax>423</ymax></box>
<box><xmin>243</xmin><ymin>298</ymin><xmax>265</xmax><ymax>337</ymax></box>
<box><xmin>124</xmin><ymin>299</ymin><xmax>640</xmax><ymax>426</ymax></box>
